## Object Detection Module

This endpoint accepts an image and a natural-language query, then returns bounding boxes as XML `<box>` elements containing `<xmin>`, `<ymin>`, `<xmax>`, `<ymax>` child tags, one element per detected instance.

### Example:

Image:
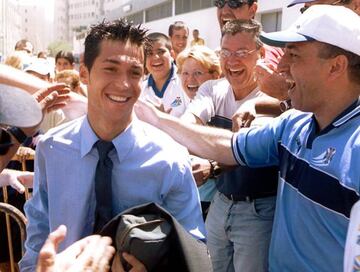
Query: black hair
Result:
<box><xmin>168</xmin><ymin>21</ymin><xmax>189</xmax><ymax>37</ymax></box>
<box><xmin>55</xmin><ymin>50</ymin><xmax>74</xmax><ymax>64</ymax></box>
<box><xmin>221</xmin><ymin>19</ymin><xmax>263</xmax><ymax>49</ymax></box>
<box><xmin>84</xmin><ymin>19</ymin><xmax>148</xmax><ymax>71</ymax></box>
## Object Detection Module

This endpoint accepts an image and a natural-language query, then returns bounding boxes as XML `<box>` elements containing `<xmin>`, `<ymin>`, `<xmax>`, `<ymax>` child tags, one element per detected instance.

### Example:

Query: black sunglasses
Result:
<box><xmin>214</xmin><ymin>0</ymin><xmax>250</xmax><ymax>9</ymax></box>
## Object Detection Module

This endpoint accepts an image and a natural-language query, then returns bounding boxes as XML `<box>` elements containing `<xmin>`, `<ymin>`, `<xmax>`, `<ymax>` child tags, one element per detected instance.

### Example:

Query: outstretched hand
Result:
<box><xmin>22</xmin><ymin>84</ymin><xmax>70</xmax><ymax>137</ymax></box>
<box><xmin>33</xmin><ymin>83</ymin><xmax>71</xmax><ymax>114</ymax></box>
<box><xmin>232</xmin><ymin>111</ymin><xmax>255</xmax><ymax>132</ymax></box>
<box><xmin>134</xmin><ymin>99</ymin><xmax>163</xmax><ymax>127</ymax></box>
<box><xmin>37</xmin><ymin>225</ymin><xmax>115</xmax><ymax>272</ymax></box>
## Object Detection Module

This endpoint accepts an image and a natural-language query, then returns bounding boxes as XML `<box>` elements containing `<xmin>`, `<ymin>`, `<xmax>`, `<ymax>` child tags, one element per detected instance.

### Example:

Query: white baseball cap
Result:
<box><xmin>24</xmin><ymin>59</ymin><xmax>52</xmax><ymax>76</ymax></box>
<box><xmin>0</xmin><ymin>84</ymin><xmax>42</xmax><ymax>127</ymax></box>
<box><xmin>260</xmin><ymin>5</ymin><xmax>360</xmax><ymax>56</ymax></box>
<box><xmin>287</xmin><ymin>0</ymin><xmax>315</xmax><ymax>7</ymax></box>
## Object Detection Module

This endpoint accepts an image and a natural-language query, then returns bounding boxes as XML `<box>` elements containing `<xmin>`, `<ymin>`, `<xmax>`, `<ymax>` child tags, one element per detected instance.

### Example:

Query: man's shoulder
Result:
<box><xmin>133</xmin><ymin>120</ymin><xmax>189</xmax><ymax>160</ymax></box>
<box><xmin>197</xmin><ymin>78</ymin><xmax>229</xmax><ymax>96</ymax></box>
<box><xmin>37</xmin><ymin>116</ymin><xmax>85</xmax><ymax>148</ymax></box>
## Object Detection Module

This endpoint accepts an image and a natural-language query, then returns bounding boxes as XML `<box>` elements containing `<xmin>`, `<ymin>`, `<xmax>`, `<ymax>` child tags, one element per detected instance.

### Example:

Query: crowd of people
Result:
<box><xmin>0</xmin><ymin>0</ymin><xmax>359</xmax><ymax>271</ymax></box>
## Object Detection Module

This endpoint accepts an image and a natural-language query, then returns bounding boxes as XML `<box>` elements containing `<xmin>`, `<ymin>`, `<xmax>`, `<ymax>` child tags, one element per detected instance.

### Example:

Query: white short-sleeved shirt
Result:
<box><xmin>185</xmin><ymin>78</ymin><xmax>273</xmax><ymax>126</ymax></box>
<box><xmin>141</xmin><ymin>66</ymin><xmax>189</xmax><ymax>117</ymax></box>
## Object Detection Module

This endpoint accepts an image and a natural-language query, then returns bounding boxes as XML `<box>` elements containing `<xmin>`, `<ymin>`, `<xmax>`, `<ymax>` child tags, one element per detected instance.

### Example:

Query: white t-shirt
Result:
<box><xmin>141</xmin><ymin>70</ymin><xmax>189</xmax><ymax>118</ymax></box>
<box><xmin>344</xmin><ymin>200</ymin><xmax>360</xmax><ymax>272</ymax></box>
<box><xmin>185</xmin><ymin>78</ymin><xmax>273</xmax><ymax>126</ymax></box>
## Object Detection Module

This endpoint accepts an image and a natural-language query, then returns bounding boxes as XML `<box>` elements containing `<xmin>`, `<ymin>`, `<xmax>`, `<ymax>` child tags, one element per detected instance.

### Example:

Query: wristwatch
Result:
<box><xmin>208</xmin><ymin>160</ymin><xmax>222</xmax><ymax>179</ymax></box>
<box><xmin>280</xmin><ymin>99</ymin><xmax>292</xmax><ymax>112</ymax></box>
<box><xmin>7</xmin><ymin>127</ymin><xmax>30</xmax><ymax>144</ymax></box>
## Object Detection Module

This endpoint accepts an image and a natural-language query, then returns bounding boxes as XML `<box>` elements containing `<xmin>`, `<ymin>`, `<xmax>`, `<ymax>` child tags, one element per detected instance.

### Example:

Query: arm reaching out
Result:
<box><xmin>135</xmin><ymin>99</ymin><xmax>237</xmax><ymax>166</ymax></box>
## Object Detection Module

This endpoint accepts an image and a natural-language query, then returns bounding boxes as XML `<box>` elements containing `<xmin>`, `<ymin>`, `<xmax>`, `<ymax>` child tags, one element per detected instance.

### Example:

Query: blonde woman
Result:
<box><xmin>176</xmin><ymin>46</ymin><xmax>221</xmax><ymax>219</ymax></box>
<box><xmin>177</xmin><ymin>45</ymin><xmax>221</xmax><ymax>103</ymax></box>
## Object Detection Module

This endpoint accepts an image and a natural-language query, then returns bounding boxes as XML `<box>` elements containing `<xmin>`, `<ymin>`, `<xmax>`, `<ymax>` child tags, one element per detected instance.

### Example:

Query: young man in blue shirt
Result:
<box><xmin>20</xmin><ymin>19</ymin><xmax>205</xmax><ymax>271</ymax></box>
<box><xmin>135</xmin><ymin>5</ymin><xmax>360</xmax><ymax>271</ymax></box>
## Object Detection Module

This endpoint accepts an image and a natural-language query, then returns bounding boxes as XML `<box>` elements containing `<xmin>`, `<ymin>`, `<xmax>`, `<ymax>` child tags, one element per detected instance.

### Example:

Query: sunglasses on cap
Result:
<box><xmin>214</xmin><ymin>0</ymin><xmax>252</xmax><ymax>9</ymax></box>
<box><xmin>300</xmin><ymin>0</ymin><xmax>344</xmax><ymax>13</ymax></box>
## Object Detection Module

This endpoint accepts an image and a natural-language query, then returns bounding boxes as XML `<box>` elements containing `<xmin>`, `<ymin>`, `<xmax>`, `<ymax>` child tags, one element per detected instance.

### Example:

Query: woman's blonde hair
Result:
<box><xmin>176</xmin><ymin>45</ymin><xmax>221</xmax><ymax>76</ymax></box>
<box><xmin>4</xmin><ymin>52</ymin><xmax>24</xmax><ymax>70</ymax></box>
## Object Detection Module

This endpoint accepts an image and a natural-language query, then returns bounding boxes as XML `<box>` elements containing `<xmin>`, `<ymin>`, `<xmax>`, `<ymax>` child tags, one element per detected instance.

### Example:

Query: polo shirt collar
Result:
<box><xmin>306</xmin><ymin>97</ymin><xmax>360</xmax><ymax>148</ymax></box>
<box><xmin>147</xmin><ymin>62</ymin><xmax>176</xmax><ymax>98</ymax></box>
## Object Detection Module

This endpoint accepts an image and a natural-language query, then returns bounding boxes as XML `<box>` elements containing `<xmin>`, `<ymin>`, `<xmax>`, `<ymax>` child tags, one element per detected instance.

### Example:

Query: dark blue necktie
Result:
<box><xmin>93</xmin><ymin>140</ymin><xmax>115</xmax><ymax>233</ymax></box>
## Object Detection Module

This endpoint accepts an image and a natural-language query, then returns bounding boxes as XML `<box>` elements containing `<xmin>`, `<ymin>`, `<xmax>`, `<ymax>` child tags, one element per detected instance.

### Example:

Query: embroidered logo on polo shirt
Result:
<box><xmin>313</xmin><ymin>147</ymin><xmax>336</xmax><ymax>166</ymax></box>
<box><xmin>170</xmin><ymin>97</ymin><xmax>182</xmax><ymax>108</ymax></box>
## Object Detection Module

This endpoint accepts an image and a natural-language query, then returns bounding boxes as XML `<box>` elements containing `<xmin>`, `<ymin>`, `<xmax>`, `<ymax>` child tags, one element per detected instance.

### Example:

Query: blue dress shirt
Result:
<box><xmin>20</xmin><ymin>116</ymin><xmax>205</xmax><ymax>271</ymax></box>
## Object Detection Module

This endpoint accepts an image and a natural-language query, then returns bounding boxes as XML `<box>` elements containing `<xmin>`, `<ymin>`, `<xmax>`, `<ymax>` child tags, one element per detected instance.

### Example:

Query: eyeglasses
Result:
<box><xmin>300</xmin><ymin>0</ymin><xmax>344</xmax><ymax>13</ymax></box>
<box><xmin>214</xmin><ymin>0</ymin><xmax>249</xmax><ymax>9</ymax></box>
<box><xmin>181</xmin><ymin>70</ymin><xmax>208</xmax><ymax>79</ymax></box>
<box><xmin>219</xmin><ymin>48</ymin><xmax>257</xmax><ymax>59</ymax></box>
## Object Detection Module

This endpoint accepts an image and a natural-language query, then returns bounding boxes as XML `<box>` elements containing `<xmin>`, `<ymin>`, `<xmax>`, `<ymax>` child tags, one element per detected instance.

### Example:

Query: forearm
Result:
<box><xmin>0</xmin><ymin>64</ymin><xmax>49</xmax><ymax>94</ymax></box>
<box><xmin>156</xmin><ymin>112</ymin><xmax>237</xmax><ymax>165</ymax></box>
<box><xmin>255</xmin><ymin>97</ymin><xmax>282</xmax><ymax>116</ymax></box>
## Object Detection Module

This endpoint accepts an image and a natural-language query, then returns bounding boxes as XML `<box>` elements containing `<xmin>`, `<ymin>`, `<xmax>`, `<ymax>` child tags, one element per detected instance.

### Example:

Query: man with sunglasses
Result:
<box><xmin>288</xmin><ymin>0</ymin><xmax>360</xmax><ymax>14</ymax></box>
<box><xmin>181</xmin><ymin>19</ymin><xmax>278</xmax><ymax>272</ymax></box>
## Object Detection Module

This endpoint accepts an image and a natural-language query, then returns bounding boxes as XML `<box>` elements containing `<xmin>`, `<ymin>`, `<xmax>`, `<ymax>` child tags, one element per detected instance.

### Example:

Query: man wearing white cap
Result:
<box><xmin>135</xmin><ymin>5</ymin><xmax>360</xmax><ymax>270</ymax></box>
<box><xmin>287</xmin><ymin>0</ymin><xmax>360</xmax><ymax>14</ymax></box>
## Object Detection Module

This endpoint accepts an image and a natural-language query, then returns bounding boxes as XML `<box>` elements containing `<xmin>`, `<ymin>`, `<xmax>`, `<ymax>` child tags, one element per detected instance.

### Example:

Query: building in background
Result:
<box><xmin>102</xmin><ymin>0</ymin><xmax>300</xmax><ymax>50</ymax></box>
<box><xmin>68</xmin><ymin>0</ymin><xmax>105</xmax><ymax>41</ymax></box>
<box><xmin>18</xmin><ymin>1</ymin><xmax>53</xmax><ymax>53</ymax></box>
<box><xmin>0</xmin><ymin>0</ymin><xmax>22</xmax><ymax>59</ymax></box>
<box><xmin>54</xmin><ymin>0</ymin><xmax>69</xmax><ymax>42</ymax></box>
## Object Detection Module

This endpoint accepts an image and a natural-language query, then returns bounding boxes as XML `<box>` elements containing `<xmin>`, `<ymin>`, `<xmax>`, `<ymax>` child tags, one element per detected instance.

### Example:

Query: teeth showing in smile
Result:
<box><xmin>152</xmin><ymin>63</ymin><xmax>162</xmax><ymax>67</ymax></box>
<box><xmin>187</xmin><ymin>84</ymin><xmax>199</xmax><ymax>91</ymax></box>
<box><xmin>222</xmin><ymin>18</ymin><xmax>232</xmax><ymax>25</ymax></box>
<box><xmin>229</xmin><ymin>68</ymin><xmax>243</xmax><ymax>76</ymax></box>
<box><xmin>107</xmin><ymin>94</ymin><xmax>128</xmax><ymax>102</ymax></box>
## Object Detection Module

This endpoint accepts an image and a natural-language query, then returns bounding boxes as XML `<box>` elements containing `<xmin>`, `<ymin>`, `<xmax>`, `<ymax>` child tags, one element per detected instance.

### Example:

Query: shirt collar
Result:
<box><xmin>147</xmin><ymin>62</ymin><xmax>176</xmax><ymax>98</ymax></box>
<box><xmin>332</xmin><ymin>97</ymin><xmax>360</xmax><ymax>127</ymax></box>
<box><xmin>80</xmin><ymin>117</ymin><xmax>99</xmax><ymax>158</ymax></box>
<box><xmin>306</xmin><ymin>97</ymin><xmax>360</xmax><ymax>148</ymax></box>
<box><xmin>80</xmin><ymin>115</ymin><xmax>138</xmax><ymax>161</ymax></box>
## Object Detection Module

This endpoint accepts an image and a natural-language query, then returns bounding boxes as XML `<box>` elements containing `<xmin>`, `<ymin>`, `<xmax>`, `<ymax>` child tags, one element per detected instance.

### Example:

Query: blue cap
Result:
<box><xmin>287</xmin><ymin>0</ymin><xmax>315</xmax><ymax>7</ymax></box>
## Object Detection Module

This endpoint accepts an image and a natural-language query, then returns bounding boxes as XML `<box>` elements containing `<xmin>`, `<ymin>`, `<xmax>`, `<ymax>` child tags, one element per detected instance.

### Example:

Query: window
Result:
<box><xmin>175</xmin><ymin>0</ymin><xmax>213</xmax><ymax>15</ymax></box>
<box><xmin>145</xmin><ymin>1</ymin><xmax>172</xmax><ymax>22</ymax></box>
<box><xmin>126</xmin><ymin>11</ymin><xmax>143</xmax><ymax>25</ymax></box>
<box><xmin>260</xmin><ymin>11</ymin><xmax>282</xmax><ymax>32</ymax></box>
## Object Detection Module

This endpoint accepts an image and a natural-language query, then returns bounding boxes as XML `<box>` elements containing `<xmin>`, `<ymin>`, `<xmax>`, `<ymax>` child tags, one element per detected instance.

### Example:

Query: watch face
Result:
<box><xmin>213</xmin><ymin>165</ymin><xmax>222</xmax><ymax>177</ymax></box>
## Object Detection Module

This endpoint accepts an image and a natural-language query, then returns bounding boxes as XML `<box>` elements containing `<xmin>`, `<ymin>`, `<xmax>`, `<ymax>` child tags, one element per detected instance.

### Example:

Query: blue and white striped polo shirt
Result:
<box><xmin>232</xmin><ymin>99</ymin><xmax>360</xmax><ymax>271</ymax></box>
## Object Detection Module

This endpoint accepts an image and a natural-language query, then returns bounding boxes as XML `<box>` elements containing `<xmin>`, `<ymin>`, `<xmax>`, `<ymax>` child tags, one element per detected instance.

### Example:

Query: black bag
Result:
<box><xmin>115</xmin><ymin>214</ymin><xmax>172</xmax><ymax>271</ymax></box>
<box><xmin>100</xmin><ymin>202</ymin><xmax>213</xmax><ymax>272</ymax></box>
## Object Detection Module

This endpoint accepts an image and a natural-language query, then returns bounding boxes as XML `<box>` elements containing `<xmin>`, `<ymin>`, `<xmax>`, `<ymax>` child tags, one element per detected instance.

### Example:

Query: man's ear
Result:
<box><xmin>79</xmin><ymin>63</ymin><xmax>89</xmax><ymax>85</ymax></box>
<box><xmin>328</xmin><ymin>55</ymin><xmax>348</xmax><ymax>82</ymax></box>
<box><xmin>259</xmin><ymin>46</ymin><xmax>266</xmax><ymax>59</ymax></box>
<box><xmin>249</xmin><ymin>2</ymin><xmax>258</xmax><ymax>18</ymax></box>
<box><xmin>350</xmin><ymin>0</ymin><xmax>360</xmax><ymax>16</ymax></box>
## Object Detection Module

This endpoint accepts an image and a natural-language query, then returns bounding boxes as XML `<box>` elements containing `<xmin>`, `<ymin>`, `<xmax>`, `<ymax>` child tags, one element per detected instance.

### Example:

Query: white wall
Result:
<box><xmin>144</xmin><ymin>7</ymin><xmax>221</xmax><ymax>50</ymax></box>
<box><xmin>143</xmin><ymin>2</ymin><xmax>302</xmax><ymax>51</ymax></box>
